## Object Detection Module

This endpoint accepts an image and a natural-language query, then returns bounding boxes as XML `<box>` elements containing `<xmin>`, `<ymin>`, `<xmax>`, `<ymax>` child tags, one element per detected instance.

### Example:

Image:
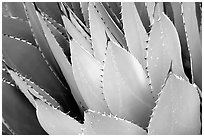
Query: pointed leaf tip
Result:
<box><xmin>70</xmin><ymin>39</ymin><xmax>110</xmax><ymax>113</ymax></box>
<box><xmin>148</xmin><ymin>73</ymin><xmax>201</xmax><ymax>135</ymax></box>
<box><xmin>103</xmin><ymin>40</ymin><xmax>155</xmax><ymax>128</ymax></box>
<box><xmin>36</xmin><ymin>99</ymin><xmax>83</xmax><ymax>135</ymax></box>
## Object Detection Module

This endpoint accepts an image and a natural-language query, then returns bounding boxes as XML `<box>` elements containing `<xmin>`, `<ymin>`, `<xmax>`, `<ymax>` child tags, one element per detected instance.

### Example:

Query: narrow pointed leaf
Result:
<box><xmin>62</xmin><ymin>15</ymin><xmax>93</xmax><ymax>55</ymax></box>
<box><xmin>182</xmin><ymin>2</ymin><xmax>202</xmax><ymax>89</ymax></box>
<box><xmin>2</xmin><ymin>16</ymin><xmax>36</xmax><ymax>46</ymax></box>
<box><xmin>70</xmin><ymin>40</ymin><xmax>110</xmax><ymax>113</ymax></box>
<box><xmin>2</xmin><ymin>81</ymin><xmax>47</xmax><ymax>135</ymax></box>
<box><xmin>102</xmin><ymin>2</ymin><xmax>123</xmax><ymax>31</ymax></box>
<box><xmin>2</xmin><ymin>35</ymin><xmax>80</xmax><ymax>116</ymax></box>
<box><xmin>84</xmin><ymin>110</ymin><xmax>147</xmax><ymax>135</ymax></box>
<box><xmin>171</xmin><ymin>2</ymin><xmax>193</xmax><ymax>82</ymax></box>
<box><xmin>103</xmin><ymin>41</ymin><xmax>155</xmax><ymax>128</ymax></box>
<box><xmin>35</xmin><ymin>2</ymin><xmax>63</xmax><ymax>25</ymax></box>
<box><xmin>94</xmin><ymin>2</ymin><xmax>127</xmax><ymax>48</ymax></box>
<box><xmin>135</xmin><ymin>2</ymin><xmax>150</xmax><ymax>33</ymax></box>
<box><xmin>35</xmin><ymin>99</ymin><xmax>83</xmax><ymax>135</ymax></box>
<box><xmin>37</xmin><ymin>12</ymin><xmax>87</xmax><ymax>110</ymax></box>
<box><xmin>147</xmin><ymin>10</ymin><xmax>188</xmax><ymax>99</ymax></box>
<box><xmin>89</xmin><ymin>2</ymin><xmax>109</xmax><ymax>62</ymax></box>
<box><xmin>24</xmin><ymin>2</ymin><xmax>67</xmax><ymax>88</ymax></box>
<box><xmin>148</xmin><ymin>74</ymin><xmax>201</xmax><ymax>135</ymax></box>
<box><xmin>43</xmin><ymin>15</ymin><xmax>70</xmax><ymax>59</ymax></box>
<box><xmin>80</xmin><ymin>2</ymin><xmax>89</xmax><ymax>28</ymax></box>
<box><xmin>7</xmin><ymin>67</ymin><xmax>63</xmax><ymax>111</ymax></box>
<box><xmin>122</xmin><ymin>2</ymin><xmax>148</xmax><ymax>69</ymax></box>
<box><xmin>107</xmin><ymin>2</ymin><xmax>122</xmax><ymax>22</ymax></box>
<box><xmin>71</xmin><ymin>2</ymin><xmax>85</xmax><ymax>24</ymax></box>
<box><xmin>146</xmin><ymin>2</ymin><xmax>155</xmax><ymax>25</ymax></box>
<box><xmin>67</xmin><ymin>6</ymin><xmax>91</xmax><ymax>43</ymax></box>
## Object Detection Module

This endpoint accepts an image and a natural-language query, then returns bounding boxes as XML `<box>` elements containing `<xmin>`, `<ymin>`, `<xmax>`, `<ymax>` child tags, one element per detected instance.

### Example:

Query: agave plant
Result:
<box><xmin>2</xmin><ymin>2</ymin><xmax>202</xmax><ymax>135</ymax></box>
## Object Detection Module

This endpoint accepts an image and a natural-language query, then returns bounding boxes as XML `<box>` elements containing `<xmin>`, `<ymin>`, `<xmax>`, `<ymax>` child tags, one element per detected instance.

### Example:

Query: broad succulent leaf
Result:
<box><xmin>2</xmin><ymin>16</ymin><xmax>36</xmax><ymax>46</ymax></box>
<box><xmin>70</xmin><ymin>39</ymin><xmax>110</xmax><ymax>113</ymax></box>
<box><xmin>103</xmin><ymin>40</ymin><xmax>155</xmax><ymax>128</ymax></box>
<box><xmin>147</xmin><ymin>4</ymin><xmax>188</xmax><ymax>99</ymax></box>
<box><xmin>84</xmin><ymin>110</ymin><xmax>147</xmax><ymax>135</ymax></box>
<box><xmin>148</xmin><ymin>73</ymin><xmax>201</xmax><ymax>135</ymax></box>
<box><xmin>35</xmin><ymin>99</ymin><xmax>83</xmax><ymax>135</ymax></box>
<box><xmin>122</xmin><ymin>2</ymin><xmax>148</xmax><ymax>69</ymax></box>
<box><xmin>181</xmin><ymin>2</ymin><xmax>202</xmax><ymax>89</ymax></box>
<box><xmin>2</xmin><ymin>35</ymin><xmax>80</xmax><ymax>115</ymax></box>
<box><xmin>36</xmin><ymin>10</ymin><xmax>87</xmax><ymax>110</ymax></box>
<box><xmin>2</xmin><ymin>81</ymin><xmax>47</xmax><ymax>135</ymax></box>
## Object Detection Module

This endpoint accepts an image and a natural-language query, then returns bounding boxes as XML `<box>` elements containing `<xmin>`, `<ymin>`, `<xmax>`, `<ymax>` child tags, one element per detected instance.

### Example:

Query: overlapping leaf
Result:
<box><xmin>103</xmin><ymin>40</ymin><xmax>155</xmax><ymax>128</ymax></box>
<box><xmin>147</xmin><ymin>4</ymin><xmax>188</xmax><ymax>99</ymax></box>
<box><xmin>148</xmin><ymin>73</ymin><xmax>201</xmax><ymax>134</ymax></box>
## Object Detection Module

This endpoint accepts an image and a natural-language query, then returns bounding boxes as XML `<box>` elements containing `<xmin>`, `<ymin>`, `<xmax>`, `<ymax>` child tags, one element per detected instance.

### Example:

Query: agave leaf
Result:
<box><xmin>35</xmin><ymin>99</ymin><xmax>83</xmax><ymax>135</ymax></box>
<box><xmin>7</xmin><ymin>68</ymin><xmax>38</xmax><ymax>108</ymax></box>
<box><xmin>94</xmin><ymin>2</ymin><xmax>127</xmax><ymax>49</ymax></box>
<box><xmin>134</xmin><ymin>2</ymin><xmax>151</xmax><ymax>33</ymax></box>
<box><xmin>64</xmin><ymin>3</ymin><xmax>91</xmax><ymax>43</ymax></box>
<box><xmin>41</xmin><ymin>11</ymin><xmax>68</xmax><ymax>40</ymax></box>
<box><xmin>2</xmin><ymin>64</ymin><xmax>15</xmax><ymax>85</ymax></box>
<box><xmin>88</xmin><ymin>2</ymin><xmax>111</xmax><ymax>62</ymax></box>
<box><xmin>107</xmin><ymin>2</ymin><xmax>122</xmax><ymax>22</ymax></box>
<box><xmin>62</xmin><ymin>13</ymin><xmax>93</xmax><ymax>55</ymax></box>
<box><xmin>2</xmin><ymin>35</ymin><xmax>81</xmax><ymax>116</ymax></box>
<box><xmin>80</xmin><ymin>2</ymin><xmax>89</xmax><ymax>28</ymax></box>
<box><xmin>147</xmin><ymin>6</ymin><xmax>188</xmax><ymax>99</ymax></box>
<box><xmin>70</xmin><ymin>39</ymin><xmax>110</xmax><ymax>113</ymax></box>
<box><xmin>163</xmin><ymin>2</ymin><xmax>174</xmax><ymax>23</ymax></box>
<box><xmin>182</xmin><ymin>2</ymin><xmax>202</xmax><ymax>89</ymax></box>
<box><xmin>103</xmin><ymin>40</ymin><xmax>155</xmax><ymax>128</ymax></box>
<box><xmin>71</xmin><ymin>2</ymin><xmax>85</xmax><ymax>24</ymax></box>
<box><xmin>36</xmin><ymin>11</ymin><xmax>87</xmax><ymax>110</ymax></box>
<box><xmin>102</xmin><ymin>2</ymin><xmax>123</xmax><ymax>31</ymax></box>
<box><xmin>6</xmin><ymin>65</ymin><xmax>63</xmax><ymax>111</ymax></box>
<box><xmin>84</xmin><ymin>110</ymin><xmax>147</xmax><ymax>135</ymax></box>
<box><xmin>23</xmin><ymin>2</ymin><xmax>68</xmax><ymax>87</ymax></box>
<box><xmin>35</xmin><ymin>2</ymin><xmax>63</xmax><ymax>25</ymax></box>
<box><xmin>42</xmin><ymin>14</ymin><xmax>70</xmax><ymax>59</ymax></box>
<box><xmin>195</xmin><ymin>2</ymin><xmax>202</xmax><ymax>35</ymax></box>
<box><xmin>2</xmin><ymin>81</ymin><xmax>47</xmax><ymax>135</ymax></box>
<box><xmin>148</xmin><ymin>73</ymin><xmax>201</xmax><ymax>135</ymax></box>
<box><xmin>145</xmin><ymin>2</ymin><xmax>155</xmax><ymax>25</ymax></box>
<box><xmin>2</xmin><ymin>2</ymin><xmax>27</xmax><ymax>21</ymax></box>
<box><xmin>122</xmin><ymin>2</ymin><xmax>148</xmax><ymax>70</ymax></box>
<box><xmin>2</xmin><ymin>15</ymin><xmax>36</xmax><ymax>46</ymax></box>
<box><xmin>2</xmin><ymin>120</ymin><xmax>14</xmax><ymax>135</ymax></box>
<box><xmin>171</xmin><ymin>2</ymin><xmax>193</xmax><ymax>82</ymax></box>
